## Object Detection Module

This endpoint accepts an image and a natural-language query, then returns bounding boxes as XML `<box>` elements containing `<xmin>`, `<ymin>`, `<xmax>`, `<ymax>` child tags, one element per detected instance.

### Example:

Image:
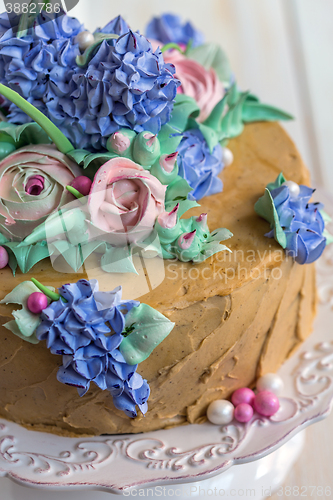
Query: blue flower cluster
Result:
<box><xmin>177</xmin><ymin>129</ymin><xmax>224</xmax><ymax>200</ymax></box>
<box><xmin>36</xmin><ymin>279</ymin><xmax>150</xmax><ymax>418</ymax></box>
<box><xmin>145</xmin><ymin>13</ymin><xmax>204</xmax><ymax>48</ymax></box>
<box><xmin>267</xmin><ymin>183</ymin><xmax>327</xmax><ymax>264</ymax></box>
<box><xmin>0</xmin><ymin>10</ymin><xmax>84</xmax><ymax>122</ymax></box>
<box><xmin>49</xmin><ymin>30</ymin><xmax>179</xmax><ymax>150</ymax></box>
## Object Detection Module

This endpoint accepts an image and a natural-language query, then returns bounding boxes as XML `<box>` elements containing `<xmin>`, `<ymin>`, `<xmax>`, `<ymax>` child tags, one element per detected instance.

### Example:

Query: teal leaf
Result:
<box><xmin>3</xmin><ymin>240</ymin><xmax>51</xmax><ymax>274</ymax></box>
<box><xmin>266</xmin><ymin>172</ymin><xmax>286</xmax><ymax>192</ymax></box>
<box><xmin>101</xmin><ymin>245</ymin><xmax>138</xmax><ymax>274</ymax></box>
<box><xmin>119</xmin><ymin>303</ymin><xmax>175</xmax><ymax>365</ymax></box>
<box><xmin>208</xmin><ymin>228</ymin><xmax>233</xmax><ymax>243</ymax></box>
<box><xmin>254</xmin><ymin>188</ymin><xmax>287</xmax><ymax>248</ymax></box>
<box><xmin>158</xmin><ymin>123</ymin><xmax>183</xmax><ymax>155</ymax></box>
<box><xmin>50</xmin><ymin>240</ymin><xmax>84</xmax><ymax>272</ymax></box>
<box><xmin>242</xmin><ymin>102</ymin><xmax>294</xmax><ymax>122</ymax></box>
<box><xmin>165</xmin><ymin>176</ymin><xmax>193</xmax><ymax>205</ymax></box>
<box><xmin>193</xmin><ymin>242</ymin><xmax>231</xmax><ymax>262</ymax></box>
<box><xmin>220</xmin><ymin>91</ymin><xmax>248</xmax><ymax>140</ymax></box>
<box><xmin>186</xmin><ymin>42</ymin><xmax>232</xmax><ymax>83</ymax></box>
<box><xmin>168</xmin><ymin>94</ymin><xmax>200</xmax><ymax>131</ymax></box>
<box><xmin>66</xmin><ymin>149</ymin><xmax>92</xmax><ymax>165</ymax></box>
<box><xmin>0</xmin><ymin>281</ymin><xmax>54</xmax><ymax>342</ymax></box>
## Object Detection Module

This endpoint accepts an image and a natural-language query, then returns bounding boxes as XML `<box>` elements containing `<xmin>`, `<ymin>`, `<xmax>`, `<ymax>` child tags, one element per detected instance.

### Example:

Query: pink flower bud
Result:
<box><xmin>160</xmin><ymin>152</ymin><xmax>178</xmax><ymax>173</ymax></box>
<box><xmin>157</xmin><ymin>204</ymin><xmax>179</xmax><ymax>229</ymax></box>
<box><xmin>178</xmin><ymin>230</ymin><xmax>196</xmax><ymax>250</ymax></box>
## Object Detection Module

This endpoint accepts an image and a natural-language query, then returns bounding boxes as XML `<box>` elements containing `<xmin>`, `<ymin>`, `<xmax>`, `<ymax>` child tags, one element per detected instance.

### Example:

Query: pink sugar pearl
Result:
<box><xmin>253</xmin><ymin>390</ymin><xmax>280</xmax><ymax>417</ymax></box>
<box><xmin>27</xmin><ymin>292</ymin><xmax>48</xmax><ymax>315</ymax></box>
<box><xmin>231</xmin><ymin>387</ymin><xmax>255</xmax><ymax>407</ymax></box>
<box><xmin>234</xmin><ymin>403</ymin><xmax>254</xmax><ymax>423</ymax></box>
<box><xmin>71</xmin><ymin>176</ymin><xmax>92</xmax><ymax>197</ymax></box>
<box><xmin>0</xmin><ymin>246</ymin><xmax>9</xmax><ymax>269</ymax></box>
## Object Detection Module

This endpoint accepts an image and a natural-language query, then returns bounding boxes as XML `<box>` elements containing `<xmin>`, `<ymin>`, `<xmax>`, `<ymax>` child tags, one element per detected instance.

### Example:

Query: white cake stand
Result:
<box><xmin>0</xmin><ymin>193</ymin><xmax>332</xmax><ymax>499</ymax></box>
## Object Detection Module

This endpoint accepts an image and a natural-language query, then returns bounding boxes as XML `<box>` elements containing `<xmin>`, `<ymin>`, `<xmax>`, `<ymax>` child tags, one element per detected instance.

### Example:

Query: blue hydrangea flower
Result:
<box><xmin>95</xmin><ymin>15</ymin><xmax>130</xmax><ymax>37</ymax></box>
<box><xmin>266</xmin><ymin>182</ymin><xmax>327</xmax><ymax>265</ymax></box>
<box><xmin>46</xmin><ymin>30</ymin><xmax>180</xmax><ymax>150</ymax></box>
<box><xmin>145</xmin><ymin>13</ymin><xmax>204</xmax><ymax>48</ymax></box>
<box><xmin>177</xmin><ymin>129</ymin><xmax>224</xmax><ymax>200</ymax></box>
<box><xmin>36</xmin><ymin>279</ymin><xmax>150</xmax><ymax>418</ymax></box>
<box><xmin>0</xmin><ymin>9</ymin><xmax>84</xmax><ymax>123</ymax></box>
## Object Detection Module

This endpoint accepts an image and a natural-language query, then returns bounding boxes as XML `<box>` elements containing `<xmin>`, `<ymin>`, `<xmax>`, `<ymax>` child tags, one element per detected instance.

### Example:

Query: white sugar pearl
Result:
<box><xmin>76</xmin><ymin>31</ymin><xmax>95</xmax><ymax>51</ymax></box>
<box><xmin>222</xmin><ymin>147</ymin><xmax>234</xmax><ymax>167</ymax></box>
<box><xmin>207</xmin><ymin>400</ymin><xmax>234</xmax><ymax>425</ymax></box>
<box><xmin>282</xmin><ymin>180</ymin><xmax>300</xmax><ymax>199</ymax></box>
<box><xmin>257</xmin><ymin>373</ymin><xmax>284</xmax><ymax>396</ymax></box>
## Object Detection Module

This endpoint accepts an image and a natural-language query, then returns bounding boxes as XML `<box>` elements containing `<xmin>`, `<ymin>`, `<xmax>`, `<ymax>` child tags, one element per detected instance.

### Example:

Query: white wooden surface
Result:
<box><xmin>0</xmin><ymin>0</ymin><xmax>332</xmax><ymax>495</ymax></box>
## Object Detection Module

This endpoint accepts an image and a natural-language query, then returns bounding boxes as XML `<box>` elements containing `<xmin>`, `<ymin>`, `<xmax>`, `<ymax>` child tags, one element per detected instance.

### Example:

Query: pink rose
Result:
<box><xmin>165</xmin><ymin>50</ymin><xmax>224</xmax><ymax>122</ymax></box>
<box><xmin>0</xmin><ymin>144</ymin><xmax>81</xmax><ymax>240</ymax></box>
<box><xmin>88</xmin><ymin>158</ymin><xmax>166</xmax><ymax>245</ymax></box>
<box><xmin>150</xmin><ymin>40</ymin><xmax>224</xmax><ymax>122</ymax></box>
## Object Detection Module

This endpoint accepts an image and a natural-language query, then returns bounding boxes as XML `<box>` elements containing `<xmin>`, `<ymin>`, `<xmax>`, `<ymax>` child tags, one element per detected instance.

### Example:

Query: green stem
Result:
<box><xmin>0</xmin><ymin>84</ymin><xmax>74</xmax><ymax>154</ymax></box>
<box><xmin>161</xmin><ymin>43</ymin><xmax>185</xmax><ymax>54</ymax></box>
<box><xmin>66</xmin><ymin>186</ymin><xmax>86</xmax><ymax>203</ymax></box>
<box><xmin>31</xmin><ymin>278</ymin><xmax>67</xmax><ymax>303</ymax></box>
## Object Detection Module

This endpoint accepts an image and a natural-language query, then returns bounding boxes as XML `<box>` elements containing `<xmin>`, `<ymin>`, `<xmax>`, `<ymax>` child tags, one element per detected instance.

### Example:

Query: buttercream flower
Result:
<box><xmin>0</xmin><ymin>144</ymin><xmax>81</xmax><ymax>240</ymax></box>
<box><xmin>255</xmin><ymin>174</ymin><xmax>330</xmax><ymax>265</ymax></box>
<box><xmin>88</xmin><ymin>157</ymin><xmax>166</xmax><ymax>245</ymax></box>
<box><xmin>162</xmin><ymin>50</ymin><xmax>224</xmax><ymax>122</ymax></box>
<box><xmin>177</xmin><ymin>129</ymin><xmax>224</xmax><ymax>200</ymax></box>
<box><xmin>145</xmin><ymin>13</ymin><xmax>204</xmax><ymax>48</ymax></box>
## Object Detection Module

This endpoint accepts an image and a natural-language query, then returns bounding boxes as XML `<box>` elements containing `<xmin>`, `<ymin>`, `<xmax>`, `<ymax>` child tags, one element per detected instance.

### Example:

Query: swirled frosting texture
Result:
<box><xmin>177</xmin><ymin>129</ymin><xmax>224</xmax><ymax>200</ymax></box>
<box><xmin>0</xmin><ymin>144</ymin><xmax>81</xmax><ymax>240</ymax></box>
<box><xmin>88</xmin><ymin>157</ymin><xmax>166</xmax><ymax>245</ymax></box>
<box><xmin>36</xmin><ymin>279</ymin><xmax>149</xmax><ymax>418</ymax></box>
<box><xmin>0</xmin><ymin>10</ymin><xmax>84</xmax><ymax>122</ymax></box>
<box><xmin>145</xmin><ymin>13</ymin><xmax>204</xmax><ymax>48</ymax></box>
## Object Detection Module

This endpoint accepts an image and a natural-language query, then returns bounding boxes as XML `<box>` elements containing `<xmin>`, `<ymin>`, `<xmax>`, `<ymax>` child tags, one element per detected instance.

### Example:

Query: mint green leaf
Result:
<box><xmin>208</xmin><ymin>228</ymin><xmax>233</xmax><ymax>243</ymax></box>
<box><xmin>0</xmin><ymin>281</ymin><xmax>54</xmax><ymax>342</ymax></box>
<box><xmin>101</xmin><ymin>245</ymin><xmax>138</xmax><ymax>274</ymax></box>
<box><xmin>50</xmin><ymin>240</ymin><xmax>84</xmax><ymax>272</ymax></box>
<box><xmin>158</xmin><ymin>123</ymin><xmax>183</xmax><ymax>155</ymax></box>
<box><xmin>119</xmin><ymin>303</ymin><xmax>175</xmax><ymax>365</ymax></box>
<box><xmin>165</xmin><ymin>176</ymin><xmax>193</xmax><ymax>204</ymax></box>
<box><xmin>242</xmin><ymin>102</ymin><xmax>294</xmax><ymax>122</ymax></box>
<box><xmin>220</xmin><ymin>91</ymin><xmax>248</xmax><ymax>140</ymax></box>
<box><xmin>66</xmin><ymin>149</ymin><xmax>91</xmax><ymax>165</ymax></box>
<box><xmin>193</xmin><ymin>242</ymin><xmax>231</xmax><ymax>262</ymax></box>
<box><xmin>4</xmin><ymin>240</ymin><xmax>51</xmax><ymax>274</ymax></box>
<box><xmin>254</xmin><ymin>188</ymin><xmax>287</xmax><ymax>248</ymax></box>
<box><xmin>169</xmin><ymin>94</ymin><xmax>200</xmax><ymax>131</ymax></box>
<box><xmin>266</xmin><ymin>172</ymin><xmax>287</xmax><ymax>192</ymax></box>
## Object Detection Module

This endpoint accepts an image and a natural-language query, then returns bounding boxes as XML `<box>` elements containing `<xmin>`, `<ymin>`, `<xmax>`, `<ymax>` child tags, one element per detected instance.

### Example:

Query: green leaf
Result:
<box><xmin>158</xmin><ymin>123</ymin><xmax>183</xmax><ymax>155</ymax></box>
<box><xmin>4</xmin><ymin>240</ymin><xmax>51</xmax><ymax>274</ymax></box>
<box><xmin>168</xmin><ymin>94</ymin><xmax>200</xmax><ymax>131</ymax></box>
<box><xmin>66</xmin><ymin>149</ymin><xmax>92</xmax><ymax>165</ymax></box>
<box><xmin>0</xmin><ymin>281</ymin><xmax>54</xmax><ymax>342</ymax></box>
<box><xmin>220</xmin><ymin>91</ymin><xmax>248</xmax><ymax>140</ymax></box>
<box><xmin>119</xmin><ymin>303</ymin><xmax>175</xmax><ymax>365</ymax></box>
<box><xmin>254</xmin><ymin>188</ymin><xmax>287</xmax><ymax>248</ymax></box>
<box><xmin>186</xmin><ymin>43</ymin><xmax>232</xmax><ymax>83</ymax></box>
<box><xmin>50</xmin><ymin>240</ymin><xmax>84</xmax><ymax>272</ymax></box>
<box><xmin>266</xmin><ymin>172</ymin><xmax>286</xmax><ymax>192</ymax></box>
<box><xmin>165</xmin><ymin>176</ymin><xmax>193</xmax><ymax>205</ymax></box>
<box><xmin>242</xmin><ymin>102</ymin><xmax>294</xmax><ymax>122</ymax></box>
<box><xmin>101</xmin><ymin>245</ymin><xmax>138</xmax><ymax>274</ymax></box>
<box><xmin>193</xmin><ymin>242</ymin><xmax>231</xmax><ymax>262</ymax></box>
<box><xmin>208</xmin><ymin>228</ymin><xmax>233</xmax><ymax>243</ymax></box>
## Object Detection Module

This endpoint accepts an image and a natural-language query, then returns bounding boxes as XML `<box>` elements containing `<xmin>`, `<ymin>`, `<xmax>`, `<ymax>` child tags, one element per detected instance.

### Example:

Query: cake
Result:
<box><xmin>0</xmin><ymin>9</ymin><xmax>330</xmax><ymax>436</ymax></box>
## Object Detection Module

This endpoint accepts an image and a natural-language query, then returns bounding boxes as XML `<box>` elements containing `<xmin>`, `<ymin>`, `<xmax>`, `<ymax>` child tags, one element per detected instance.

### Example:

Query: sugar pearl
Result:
<box><xmin>231</xmin><ymin>387</ymin><xmax>255</xmax><ymax>407</ymax></box>
<box><xmin>234</xmin><ymin>403</ymin><xmax>253</xmax><ymax>423</ymax></box>
<box><xmin>71</xmin><ymin>176</ymin><xmax>92</xmax><ymax>197</ymax></box>
<box><xmin>27</xmin><ymin>292</ymin><xmax>48</xmax><ymax>315</ymax></box>
<box><xmin>222</xmin><ymin>147</ymin><xmax>234</xmax><ymax>167</ymax></box>
<box><xmin>253</xmin><ymin>390</ymin><xmax>280</xmax><ymax>417</ymax></box>
<box><xmin>282</xmin><ymin>180</ymin><xmax>300</xmax><ymax>199</ymax></box>
<box><xmin>257</xmin><ymin>373</ymin><xmax>284</xmax><ymax>396</ymax></box>
<box><xmin>76</xmin><ymin>31</ymin><xmax>95</xmax><ymax>51</ymax></box>
<box><xmin>207</xmin><ymin>400</ymin><xmax>234</xmax><ymax>425</ymax></box>
<box><xmin>0</xmin><ymin>246</ymin><xmax>9</xmax><ymax>269</ymax></box>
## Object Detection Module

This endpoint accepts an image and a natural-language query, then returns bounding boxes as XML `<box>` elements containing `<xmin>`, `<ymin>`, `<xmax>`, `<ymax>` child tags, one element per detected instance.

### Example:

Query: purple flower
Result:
<box><xmin>36</xmin><ymin>279</ymin><xmax>150</xmax><ymax>418</ymax></box>
<box><xmin>177</xmin><ymin>128</ymin><xmax>224</xmax><ymax>200</ymax></box>
<box><xmin>145</xmin><ymin>13</ymin><xmax>204</xmax><ymax>48</ymax></box>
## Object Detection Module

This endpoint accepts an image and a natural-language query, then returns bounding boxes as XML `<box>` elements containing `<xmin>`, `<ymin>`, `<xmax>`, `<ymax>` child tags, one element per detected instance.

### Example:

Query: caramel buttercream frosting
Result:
<box><xmin>0</xmin><ymin>122</ymin><xmax>316</xmax><ymax>436</ymax></box>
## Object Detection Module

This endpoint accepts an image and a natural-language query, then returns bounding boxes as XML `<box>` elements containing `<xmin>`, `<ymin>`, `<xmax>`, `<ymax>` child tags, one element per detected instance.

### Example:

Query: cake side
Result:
<box><xmin>0</xmin><ymin>122</ymin><xmax>317</xmax><ymax>435</ymax></box>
